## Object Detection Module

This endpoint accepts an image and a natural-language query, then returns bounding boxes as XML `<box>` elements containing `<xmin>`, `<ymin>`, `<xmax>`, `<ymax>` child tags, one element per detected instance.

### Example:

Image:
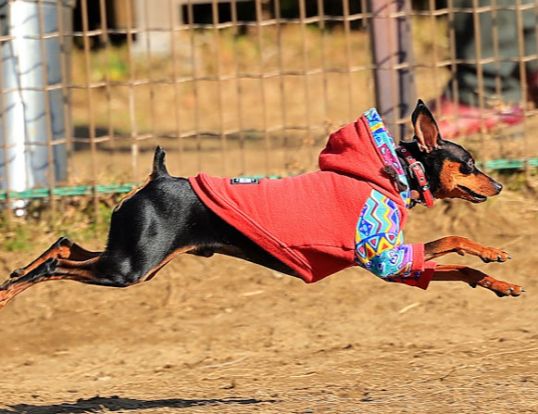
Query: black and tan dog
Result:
<box><xmin>0</xmin><ymin>101</ymin><xmax>523</xmax><ymax>309</ymax></box>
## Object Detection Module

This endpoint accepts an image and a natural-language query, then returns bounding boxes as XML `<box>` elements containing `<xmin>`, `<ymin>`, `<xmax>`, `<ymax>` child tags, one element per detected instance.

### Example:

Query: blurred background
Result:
<box><xmin>0</xmin><ymin>0</ymin><xmax>536</xmax><ymax>231</ymax></box>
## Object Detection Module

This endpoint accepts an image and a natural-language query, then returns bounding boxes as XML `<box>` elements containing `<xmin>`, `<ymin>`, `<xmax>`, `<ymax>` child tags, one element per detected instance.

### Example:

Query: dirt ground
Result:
<box><xmin>0</xmin><ymin>187</ymin><xmax>536</xmax><ymax>414</ymax></box>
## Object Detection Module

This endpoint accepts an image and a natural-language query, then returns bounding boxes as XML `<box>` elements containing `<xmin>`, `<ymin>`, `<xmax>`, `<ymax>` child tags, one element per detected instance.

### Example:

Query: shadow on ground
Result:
<box><xmin>0</xmin><ymin>395</ymin><xmax>277</xmax><ymax>414</ymax></box>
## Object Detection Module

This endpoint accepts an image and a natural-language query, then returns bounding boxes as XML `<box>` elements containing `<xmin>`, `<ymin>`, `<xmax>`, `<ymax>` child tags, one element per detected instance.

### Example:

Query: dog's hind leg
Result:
<box><xmin>0</xmin><ymin>256</ymin><xmax>113</xmax><ymax>309</ymax></box>
<box><xmin>430</xmin><ymin>264</ymin><xmax>524</xmax><ymax>297</ymax></box>
<box><xmin>0</xmin><ymin>245</ymin><xmax>194</xmax><ymax>309</ymax></box>
<box><xmin>425</xmin><ymin>236</ymin><xmax>510</xmax><ymax>263</ymax></box>
<box><xmin>9</xmin><ymin>237</ymin><xmax>100</xmax><ymax>279</ymax></box>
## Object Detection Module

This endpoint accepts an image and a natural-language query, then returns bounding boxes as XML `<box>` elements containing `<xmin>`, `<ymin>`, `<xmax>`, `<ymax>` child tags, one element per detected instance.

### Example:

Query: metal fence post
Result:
<box><xmin>0</xmin><ymin>0</ymin><xmax>74</xmax><ymax>214</ymax></box>
<box><xmin>370</xmin><ymin>0</ymin><xmax>416</xmax><ymax>140</ymax></box>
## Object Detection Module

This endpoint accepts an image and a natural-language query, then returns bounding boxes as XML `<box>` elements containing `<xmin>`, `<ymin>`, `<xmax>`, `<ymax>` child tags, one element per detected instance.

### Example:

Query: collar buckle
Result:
<box><xmin>407</xmin><ymin>161</ymin><xmax>425</xmax><ymax>179</ymax></box>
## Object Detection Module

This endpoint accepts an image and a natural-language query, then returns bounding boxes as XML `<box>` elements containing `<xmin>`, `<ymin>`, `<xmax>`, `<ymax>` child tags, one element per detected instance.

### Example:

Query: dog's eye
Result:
<box><xmin>460</xmin><ymin>160</ymin><xmax>475</xmax><ymax>174</ymax></box>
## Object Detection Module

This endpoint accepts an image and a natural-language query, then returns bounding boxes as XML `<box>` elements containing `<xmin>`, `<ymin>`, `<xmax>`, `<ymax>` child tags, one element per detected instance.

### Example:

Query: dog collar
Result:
<box><xmin>396</xmin><ymin>147</ymin><xmax>435</xmax><ymax>208</ymax></box>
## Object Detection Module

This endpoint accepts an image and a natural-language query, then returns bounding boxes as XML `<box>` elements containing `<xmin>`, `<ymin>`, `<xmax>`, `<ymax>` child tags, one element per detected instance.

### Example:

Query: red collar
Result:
<box><xmin>396</xmin><ymin>147</ymin><xmax>435</xmax><ymax>208</ymax></box>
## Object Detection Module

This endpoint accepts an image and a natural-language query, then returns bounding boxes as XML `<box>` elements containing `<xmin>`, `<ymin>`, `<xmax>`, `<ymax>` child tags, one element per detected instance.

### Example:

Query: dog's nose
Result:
<box><xmin>493</xmin><ymin>181</ymin><xmax>503</xmax><ymax>194</ymax></box>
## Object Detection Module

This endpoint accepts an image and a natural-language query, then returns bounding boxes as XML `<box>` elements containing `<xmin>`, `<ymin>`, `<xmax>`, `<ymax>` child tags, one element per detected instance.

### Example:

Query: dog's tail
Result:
<box><xmin>152</xmin><ymin>146</ymin><xmax>170</xmax><ymax>178</ymax></box>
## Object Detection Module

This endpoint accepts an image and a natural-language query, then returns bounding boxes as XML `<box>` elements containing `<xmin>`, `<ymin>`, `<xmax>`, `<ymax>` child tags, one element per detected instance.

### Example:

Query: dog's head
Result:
<box><xmin>400</xmin><ymin>100</ymin><xmax>503</xmax><ymax>203</ymax></box>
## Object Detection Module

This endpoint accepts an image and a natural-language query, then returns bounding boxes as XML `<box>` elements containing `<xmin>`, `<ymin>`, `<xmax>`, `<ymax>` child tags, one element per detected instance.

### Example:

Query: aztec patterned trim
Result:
<box><xmin>363</xmin><ymin>108</ymin><xmax>411</xmax><ymax>208</ymax></box>
<box><xmin>355</xmin><ymin>190</ymin><xmax>416</xmax><ymax>279</ymax></box>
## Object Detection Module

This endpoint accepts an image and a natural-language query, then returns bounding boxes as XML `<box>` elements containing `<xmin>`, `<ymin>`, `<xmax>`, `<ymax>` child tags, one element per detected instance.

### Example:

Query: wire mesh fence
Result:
<box><xmin>0</xmin><ymin>0</ymin><xmax>536</xmax><ymax>218</ymax></box>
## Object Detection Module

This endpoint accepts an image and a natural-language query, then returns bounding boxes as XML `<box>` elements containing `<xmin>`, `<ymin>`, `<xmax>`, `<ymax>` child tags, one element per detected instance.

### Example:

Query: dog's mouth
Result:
<box><xmin>458</xmin><ymin>185</ymin><xmax>488</xmax><ymax>203</ymax></box>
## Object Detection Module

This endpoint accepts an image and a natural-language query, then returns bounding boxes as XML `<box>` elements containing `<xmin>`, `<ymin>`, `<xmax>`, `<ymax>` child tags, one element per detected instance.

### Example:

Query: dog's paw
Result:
<box><xmin>479</xmin><ymin>247</ymin><xmax>511</xmax><ymax>263</ymax></box>
<box><xmin>477</xmin><ymin>276</ymin><xmax>524</xmax><ymax>297</ymax></box>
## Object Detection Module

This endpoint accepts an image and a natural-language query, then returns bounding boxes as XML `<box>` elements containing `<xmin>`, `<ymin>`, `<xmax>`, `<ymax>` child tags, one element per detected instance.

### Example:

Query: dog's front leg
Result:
<box><xmin>425</xmin><ymin>236</ymin><xmax>510</xmax><ymax>263</ymax></box>
<box><xmin>430</xmin><ymin>264</ymin><xmax>524</xmax><ymax>297</ymax></box>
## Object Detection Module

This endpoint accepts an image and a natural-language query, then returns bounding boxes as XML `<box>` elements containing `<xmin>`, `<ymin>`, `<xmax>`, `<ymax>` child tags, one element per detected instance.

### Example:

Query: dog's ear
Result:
<box><xmin>411</xmin><ymin>99</ymin><xmax>441</xmax><ymax>152</ymax></box>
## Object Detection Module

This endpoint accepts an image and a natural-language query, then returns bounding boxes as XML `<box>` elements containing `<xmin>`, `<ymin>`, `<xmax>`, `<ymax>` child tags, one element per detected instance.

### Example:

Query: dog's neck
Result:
<box><xmin>396</xmin><ymin>146</ymin><xmax>435</xmax><ymax>208</ymax></box>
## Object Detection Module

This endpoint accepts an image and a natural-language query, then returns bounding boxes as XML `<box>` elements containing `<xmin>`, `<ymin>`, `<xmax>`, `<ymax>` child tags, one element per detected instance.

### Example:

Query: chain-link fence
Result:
<box><xmin>0</xmin><ymin>0</ymin><xmax>536</xmax><ymax>216</ymax></box>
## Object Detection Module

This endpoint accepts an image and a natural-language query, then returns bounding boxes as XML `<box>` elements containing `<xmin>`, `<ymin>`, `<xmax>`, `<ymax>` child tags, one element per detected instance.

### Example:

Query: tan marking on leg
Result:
<box><xmin>425</xmin><ymin>236</ymin><xmax>510</xmax><ymax>262</ymax></box>
<box><xmin>430</xmin><ymin>264</ymin><xmax>523</xmax><ymax>297</ymax></box>
<box><xmin>11</xmin><ymin>242</ymin><xmax>100</xmax><ymax>279</ymax></box>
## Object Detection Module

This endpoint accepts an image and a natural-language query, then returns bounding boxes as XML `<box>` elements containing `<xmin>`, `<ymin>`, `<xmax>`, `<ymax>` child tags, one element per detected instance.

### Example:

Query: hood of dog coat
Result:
<box><xmin>319</xmin><ymin>108</ymin><xmax>411</xmax><ymax>208</ymax></box>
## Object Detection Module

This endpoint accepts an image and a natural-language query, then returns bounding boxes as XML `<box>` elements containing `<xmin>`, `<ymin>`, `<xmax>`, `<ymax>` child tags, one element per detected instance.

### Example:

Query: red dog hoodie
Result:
<box><xmin>189</xmin><ymin>108</ymin><xmax>436</xmax><ymax>289</ymax></box>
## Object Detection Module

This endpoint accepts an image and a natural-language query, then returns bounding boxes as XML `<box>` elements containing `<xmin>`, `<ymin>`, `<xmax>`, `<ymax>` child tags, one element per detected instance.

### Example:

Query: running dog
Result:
<box><xmin>0</xmin><ymin>100</ymin><xmax>523</xmax><ymax>309</ymax></box>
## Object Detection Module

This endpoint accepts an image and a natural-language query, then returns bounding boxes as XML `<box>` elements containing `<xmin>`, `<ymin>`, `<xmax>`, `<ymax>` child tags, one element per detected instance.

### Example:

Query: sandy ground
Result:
<box><xmin>0</xmin><ymin>188</ymin><xmax>536</xmax><ymax>414</ymax></box>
